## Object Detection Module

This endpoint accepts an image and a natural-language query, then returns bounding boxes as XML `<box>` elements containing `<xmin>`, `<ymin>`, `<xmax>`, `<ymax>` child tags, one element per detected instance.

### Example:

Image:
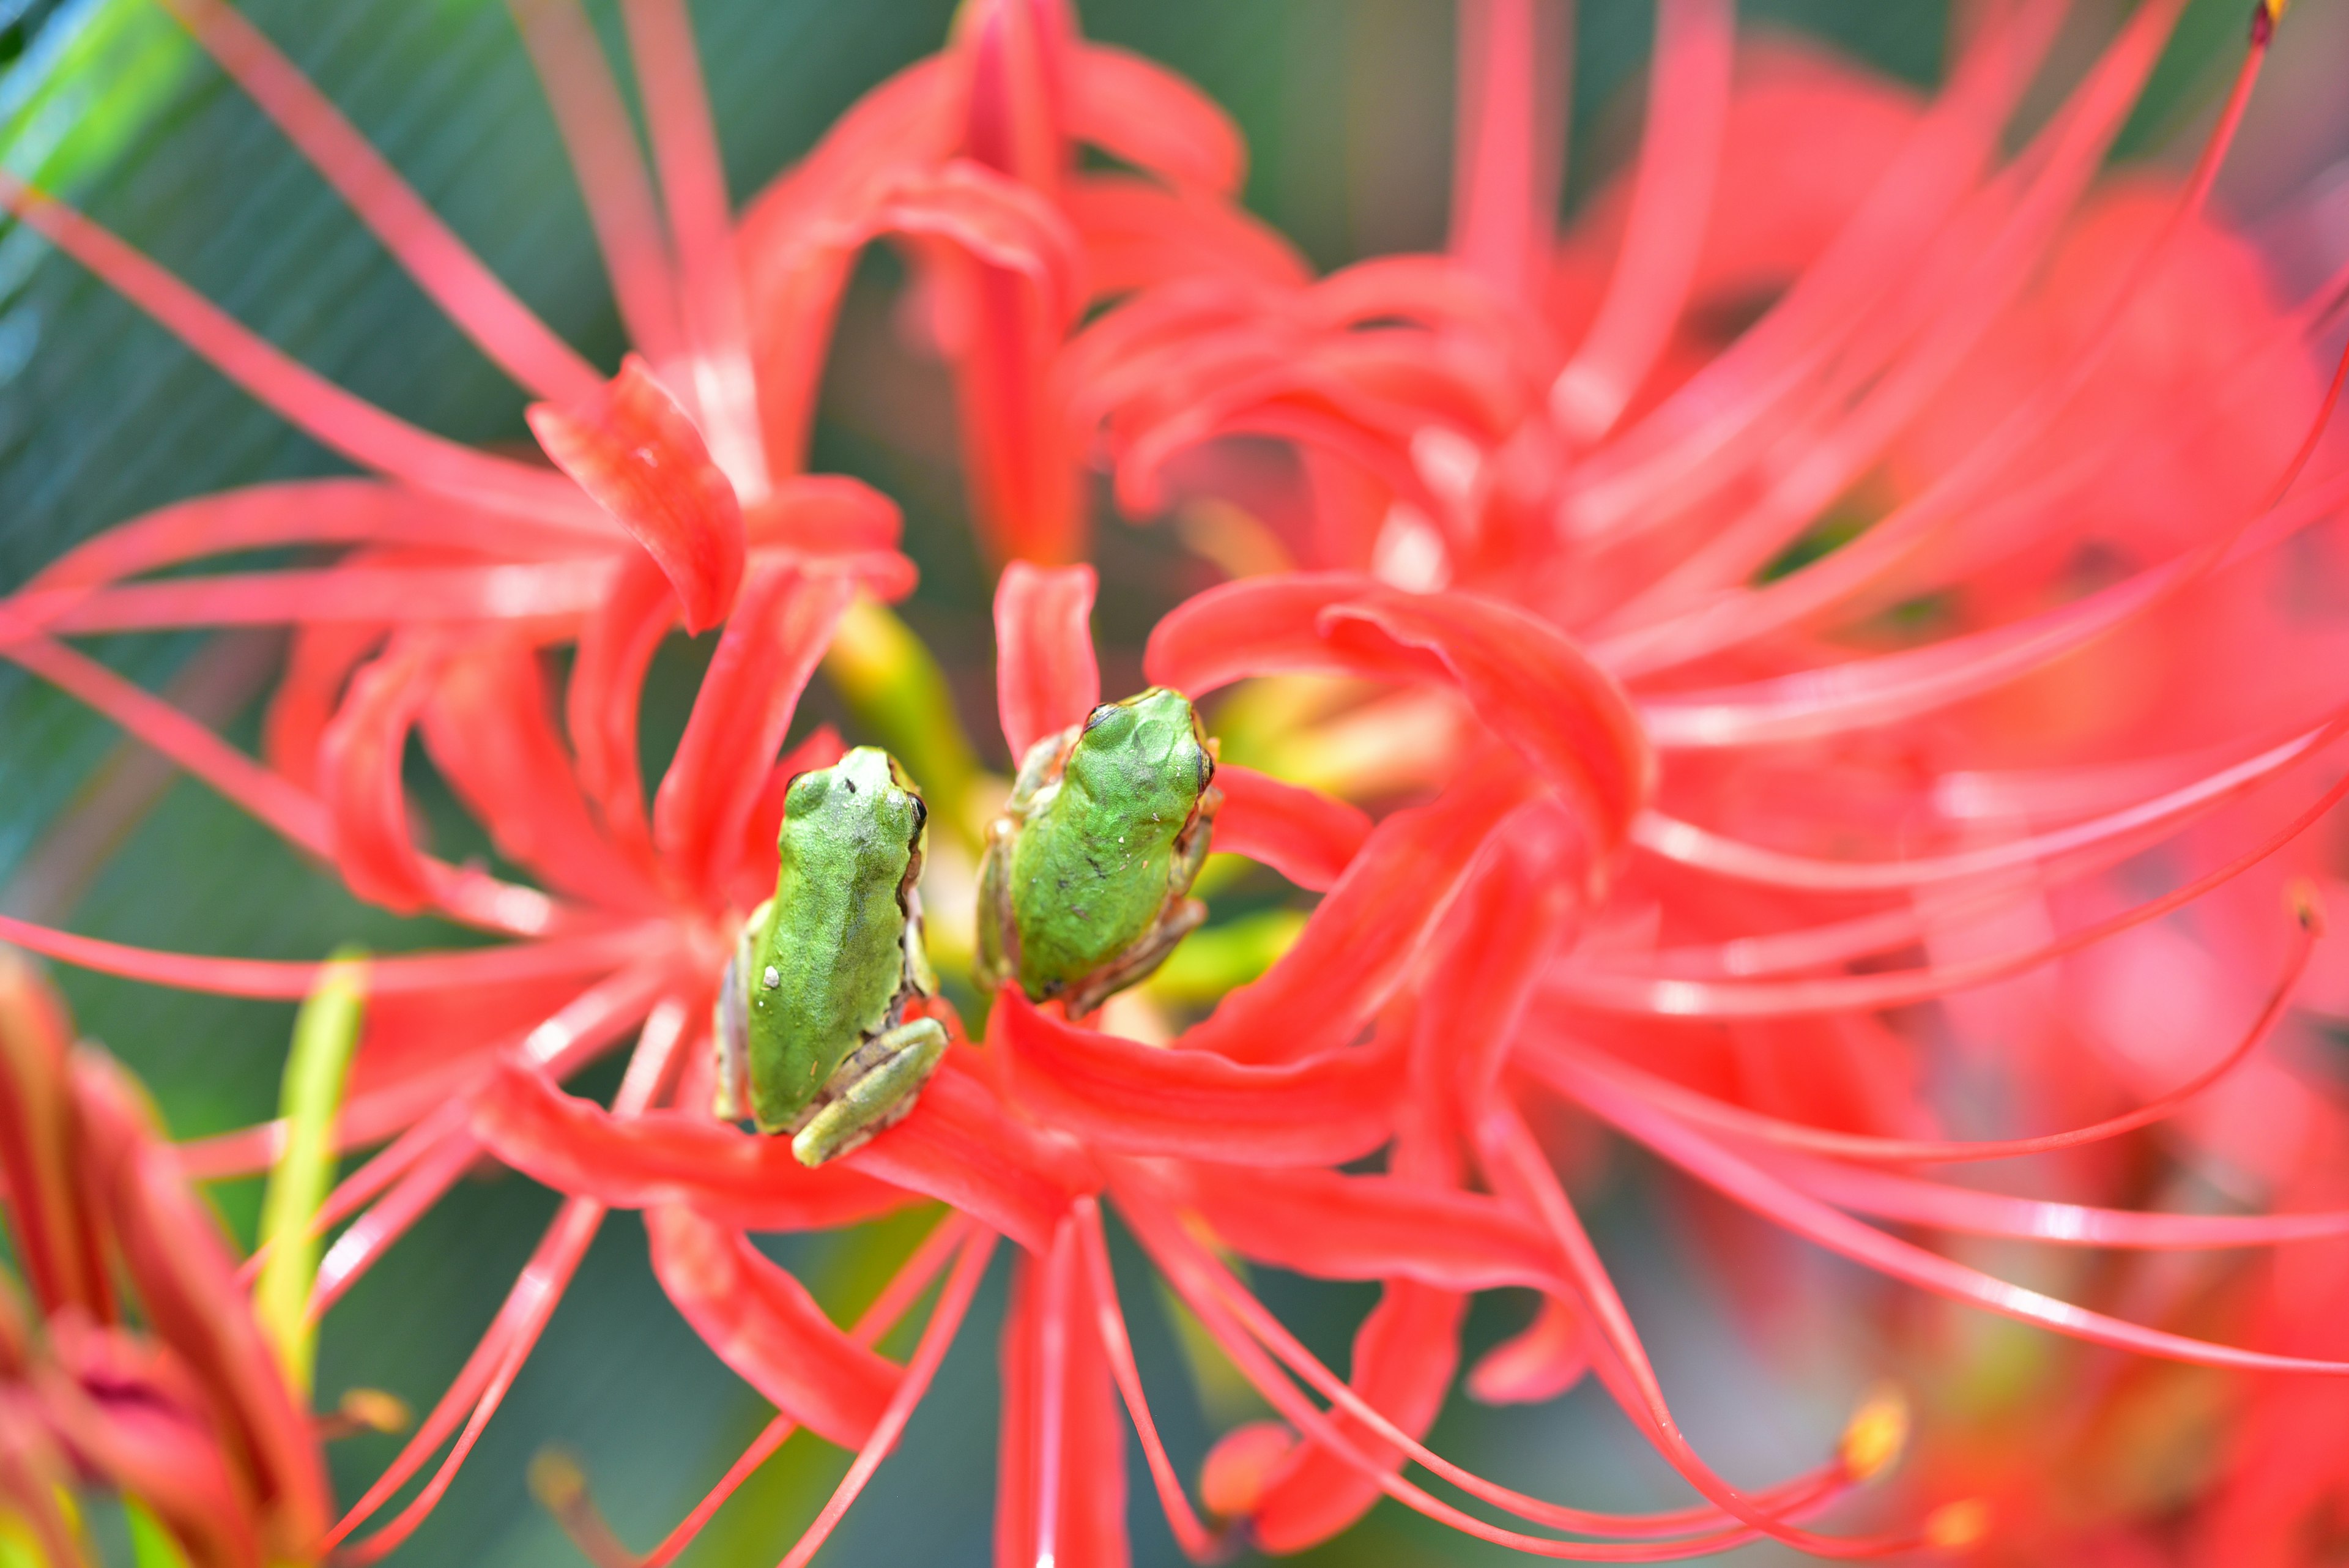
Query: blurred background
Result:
<box><xmin>2</xmin><ymin>1</ymin><xmax>2345</xmax><ymax>1561</ymax></box>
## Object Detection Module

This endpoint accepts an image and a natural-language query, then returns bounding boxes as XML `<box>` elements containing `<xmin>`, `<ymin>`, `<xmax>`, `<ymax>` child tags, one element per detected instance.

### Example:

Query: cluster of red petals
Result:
<box><xmin>0</xmin><ymin>956</ymin><xmax>330</xmax><ymax>1568</ymax></box>
<box><xmin>5</xmin><ymin>0</ymin><xmax>2349</xmax><ymax>1563</ymax></box>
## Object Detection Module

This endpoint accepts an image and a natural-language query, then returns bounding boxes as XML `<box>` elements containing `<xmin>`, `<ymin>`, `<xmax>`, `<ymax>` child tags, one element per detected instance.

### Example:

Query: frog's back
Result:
<box><xmin>744</xmin><ymin>758</ymin><xmax>919</xmax><ymax>1130</ymax></box>
<box><xmin>1009</xmin><ymin>696</ymin><xmax>1203</xmax><ymax>994</ymax></box>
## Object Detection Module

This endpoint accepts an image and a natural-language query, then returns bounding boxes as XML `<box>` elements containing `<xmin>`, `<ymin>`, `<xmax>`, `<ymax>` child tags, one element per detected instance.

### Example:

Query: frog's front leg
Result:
<box><xmin>1061</xmin><ymin>896</ymin><xmax>1208</xmax><ymax>1018</ymax></box>
<box><xmin>789</xmin><ymin>1017</ymin><xmax>949</xmax><ymax>1167</ymax></box>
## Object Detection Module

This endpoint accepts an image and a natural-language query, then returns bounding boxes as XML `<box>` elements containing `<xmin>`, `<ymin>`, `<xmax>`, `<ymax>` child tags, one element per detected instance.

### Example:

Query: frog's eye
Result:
<box><xmin>905</xmin><ymin>793</ymin><xmax>929</xmax><ymax>836</ymax></box>
<box><xmin>1082</xmin><ymin>702</ymin><xmax>1134</xmax><ymax>742</ymax></box>
<box><xmin>785</xmin><ymin>770</ymin><xmax>830</xmax><ymax>816</ymax></box>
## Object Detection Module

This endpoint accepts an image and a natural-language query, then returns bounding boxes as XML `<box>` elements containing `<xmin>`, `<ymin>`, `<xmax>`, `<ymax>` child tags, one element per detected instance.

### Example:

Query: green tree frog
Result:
<box><xmin>976</xmin><ymin>687</ymin><xmax>1220</xmax><ymax>1016</ymax></box>
<box><xmin>713</xmin><ymin>746</ymin><xmax>947</xmax><ymax>1166</ymax></box>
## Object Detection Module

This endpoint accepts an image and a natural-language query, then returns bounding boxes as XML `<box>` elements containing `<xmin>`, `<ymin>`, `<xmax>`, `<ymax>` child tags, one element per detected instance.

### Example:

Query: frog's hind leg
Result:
<box><xmin>789</xmin><ymin>1018</ymin><xmax>949</xmax><ymax>1167</ymax></box>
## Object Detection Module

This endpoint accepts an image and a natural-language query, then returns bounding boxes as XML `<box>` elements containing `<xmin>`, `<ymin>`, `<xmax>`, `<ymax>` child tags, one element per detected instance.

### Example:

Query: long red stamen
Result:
<box><xmin>773</xmin><ymin>1230</ymin><xmax>998</xmax><ymax>1568</ymax></box>
<box><xmin>328</xmin><ymin>1197</ymin><xmax>607</xmax><ymax>1562</ymax></box>
<box><xmin>0</xmin><ymin>176</ymin><xmax>598</xmax><ymax>529</ymax></box>
<box><xmin>617</xmin><ymin>0</ymin><xmax>771</xmax><ymax>499</ymax></box>
<box><xmin>1447</xmin><ymin>0</ymin><xmax>1570</xmax><ymax>309</ymax></box>
<box><xmin>1120</xmin><ymin>1183</ymin><xmax>1909</xmax><ymax>1558</ymax></box>
<box><xmin>4</xmin><ymin>633</ymin><xmax>330</xmax><ymax>854</ymax></box>
<box><xmin>1559</xmin><ymin>1063</ymin><xmax>2349</xmax><ymax>1377</ymax></box>
<box><xmin>508</xmin><ymin>0</ymin><xmax>688</xmax><ymax>367</ymax></box>
<box><xmin>1548</xmin><ymin>0</ymin><xmax>1732</xmax><ymax>442</ymax></box>
<box><xmin>1538</xmin><ymin>907</ymin><xmax>2316</xmax><ymax>1162</ymax></box>
<box><xmin>1073</xmin><ymin>1198</ymin><xmax>1221</xmax><ymax>1562</ymax></box>
<box><xmin>151</xmin><ymin>0</ymin><xmax>606</xmax><ymax>404</ymax></box>
<box><xmin>600</xmin><ymin>1216</ymin><xmax>973</xmax><ymax>1568</ymax></box>
<box><xmin>1553</xmin><ymin>762</ymin><xmax>2349</xmax><ymax>1016</ymax></box>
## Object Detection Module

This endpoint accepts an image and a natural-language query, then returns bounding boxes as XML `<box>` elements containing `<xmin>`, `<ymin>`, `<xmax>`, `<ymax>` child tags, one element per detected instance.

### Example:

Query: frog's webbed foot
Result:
<box><xmin>789</xmin><ymin>1017</ymin><xmax>950</xmax><ymax>1167</ymax></box>
<box><xmin>1062</xmin><ymin>897</ymin><xmax>1208</xmax><ymax>1019</ymax></box>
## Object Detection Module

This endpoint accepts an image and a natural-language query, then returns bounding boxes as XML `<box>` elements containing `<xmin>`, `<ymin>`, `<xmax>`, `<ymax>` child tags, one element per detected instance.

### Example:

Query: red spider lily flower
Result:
<box><xmin>1055</xmin><ymin>0</ymin><xmax>2349</xmax><ymax>1553</ymax></box>
<box><xmin>0</xmin><ymin>953</ymin><xmax>333</xmax><ymax>1568</ymax></box>
<box><xmin>450</xmin><ymin>561</ymin><xmax>1976</xmax><ymax>1565</ymax></box>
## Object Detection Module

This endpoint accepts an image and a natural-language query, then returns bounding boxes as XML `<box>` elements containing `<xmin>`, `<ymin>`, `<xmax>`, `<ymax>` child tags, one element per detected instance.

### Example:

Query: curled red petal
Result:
<box><xmin>1178</xmin><ymin>1164</ymin><xmax>1563</xmax><ymax>1295</ymax></box>
<box><xmin>844</xmin><ymin>1059</ymin><xmax>1094</xmax><ymax>1255</ymax></box>
<box><xmin>653</xmin><ymin>560</ymin><xmax>856</xmax><ymax>896</ymax></box>
<box><xmin>1253</xmin><ymin>1280</ymin><xmax>1466</xmax><ymax>1553</ymax></box>
<box><xmin>567</xmin><ymin>551</ymin><xmax>675</xmax><ymax>871</ymax></box>
<box><xmin>994</xmin><ymin>560</ymin><xmax>1100</xmax><ymax>758</ymax></box>
<box><xmin>1318</xmin><ymin>592</ymin><xmax>1653</xmax><ymax>858</ymax></box>
<box><xmin>526</xmin><ymin>354</ymin><xmax>744</xmax><ymax>633</ymax></box>
<box><xmin>1468</xmin><ymin>1296</ymin><xmax>1589</xmax><ymax>1405</ymax></box>
<box><xmin>1209</xmin><ymin>765</ymin><xmax>1371</xmax><ymax>893</ymax></box>
<box><xmin>1147</xmin><ymin>578</ymin><xmax>1655</xmax><ymax>859</ymax></box>
<box><xmin>744</xmin><ymin>473</ymin><xmax>905</xmax><ymax>556</ymax></box>
<box><xmin>645</xmin><ymin>1205</ymin><xmax>900</xmax><ymax>1449</ymax></box>
<box><xmin>995</xmin><ymin>990</ymin><xmax>1400</xmax><ymax>1167</ymax></box>
<box><xmin>1143</xmin><ymin>571</ymin><xmax>1376</xmax><ymax>697</ymax></box>
<box><xmin>467</xmin><ymin>1060</ymin><xmax>911</xmax><ymax>1230</ymax></box>
<box><xmin>317</xmin><ymin>636</ymin><xmax>446</xmax><ymax>914</ymax></box>
<box><xmin>265</xmin><ymin>619</ymin><xmax>385</xmax><ymax>794</ymax></box>
<box><xmin>1181</xmin><ymin>764</ymin><xmax>1529</xmax><ymax>1064</ymax></box>
<box><xmin>418</xmin><ymin>634</ymin><xmax>658</xmax><ymax>910</ymax></box>
<box><xmin>1067</xmin><ymin>41</ymin><xmax>1245</xmax><ymax>196</ymax></box>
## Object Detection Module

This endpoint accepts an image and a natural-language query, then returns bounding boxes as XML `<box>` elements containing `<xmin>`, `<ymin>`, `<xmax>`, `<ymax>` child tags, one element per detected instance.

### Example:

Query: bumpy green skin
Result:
<box><xmin>742</xmin><ymin>747</ymin><xmax>930</xmax><ymax>1135</ymax></box>
<box><xmin>978</xmin><ymin>688</ymin><xmax>1216</xmax><ymax>1013</ymax></box>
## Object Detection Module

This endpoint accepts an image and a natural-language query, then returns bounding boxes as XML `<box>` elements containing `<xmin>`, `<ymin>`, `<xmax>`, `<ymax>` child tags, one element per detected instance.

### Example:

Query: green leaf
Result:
<box><xmin>251</xmin><ymin>943</ymin><xmax>365</xmax><ymax>1398</ymax></box>
<box><xmin>121</xmin><ymin>1499</ymin><xmax>192</xmax><ymax>1568</ymax></box>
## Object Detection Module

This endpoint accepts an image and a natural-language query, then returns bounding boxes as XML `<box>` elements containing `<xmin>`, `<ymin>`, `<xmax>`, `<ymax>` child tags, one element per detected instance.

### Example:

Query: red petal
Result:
<box><xmin>317</xmin><ymin>636</ymin><xmax>446</xmax><ymax>914</ymax></box>
<box><xmin>1066</xmin><ymin>177</ymin><xmax>1307</xmax><ymax>296</ymax></box>
<box><xmin>645</xmin><ymin>1205</ymin><xmax>900</xmax><ymax>1449</ymax></box>
<box><xmin>527</xmin><ymin>354</ymin><xmax>745</xmax><ymax>633</ymax></box>
<box><xmin>1175</xmin><ymin>1165</ymin><xmax>1562</xmax><ymax>1295</ymax></box>
<box><xmin>1466</xmin><ymin>1298</ymin><xmax>1588</xmax><ymax>1405</ymax></box>
<box><xmin>70</xmin><ymin>1051</ymin><xmax>332</xmax><ymax>1549</ymax></box>
<box><xmin>1143</xmin><ymin>572</ymin><xmax>1375</xmax><ymax>697</ymax></box>
<box><xmin>744</xmin><ymin>473</ymin><xmax>905</xmax><ymax>555</ymax></box>
<box><xmin>995</xmin><ymin>990</ymin><xmax>1400</xmax><ymax>1166</ymax></box>
<box><xmin>418</xmin><ymin>634</ymin><xmax>659</xmax><ymax>909</ymax></box>
<box><xmin>1179</xmin><ymin>765</ymin><xmax>1529</xmax><ymax>1064</ymax></box>
<box><xmin>1067</xmin><ymin>42</ymin><xmax>1244</xmax><ymax>196</ymax></box>
<box><xmin>1147</xmin><ymin>578</ymin><xmax>1654</xmax><ymax>859</ymax></box>
<box><xmin>0</xmin><ymin>956</ymin><xmax>111</xmax><ymax>1318</ymax></box>
<box><xmin>265</xmin><ymin>620</ymin><xmax>385</xmax><ymax>793</ymax></box>
<box><xmin>993</xmin><ymin>560</ymin><xmax>1100</xmax><ymax>757</ymax></box>
<box><xmin>844</xmin><ymin>1060</ymin><xmax>1094</xmax><ymax>1255</ymax></box>
<box><xmin>1253</xmin><ymin>1282</ymin><xmax>1465</xmax><ymax>1553</ymax></box>
<box><xmin>1209</xmin><ymin>764</ymin><xmax>1371</xmax><ymax>893</ymax></box>
<box><xmin>566</xmin><ymin>551</ymin><xmax>675</xmax><ymax>871</ymax></box>
<box><xmin>1318</xmin><ymin>593</ymin><xmax>1653</xmax><ymax>858</ymax></box>
<box><xmin>467</xmin><ymin>1060</ymin><xmax>911</xmax><ymax>1231</ymax></box>
<box><xmin>653</xmin><ymin>560</ymin><xmax>856</xmax><ymax>897</ymax></box>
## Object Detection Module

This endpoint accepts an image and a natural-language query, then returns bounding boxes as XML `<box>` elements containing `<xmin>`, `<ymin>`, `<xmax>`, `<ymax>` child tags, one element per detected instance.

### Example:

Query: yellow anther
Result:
<box><xmin>2288</xmin><ymin>877</ymin><xmax>2326</xmax><ymax>936</ymax></box>
<box><xmin>1838</xmin><ymin>1384</ymin><xmax>1910</xmax><ymax>1482</ymax></box>
<box><xmin>1925</xmin><ymin>1499</ymin><xmax>1991</xmax><ymax>1551</ymax></box>
<box><xmin>337</xmin><ymin>1387</ymin><xmax>412</xmax><ymax>1434</ymax></box>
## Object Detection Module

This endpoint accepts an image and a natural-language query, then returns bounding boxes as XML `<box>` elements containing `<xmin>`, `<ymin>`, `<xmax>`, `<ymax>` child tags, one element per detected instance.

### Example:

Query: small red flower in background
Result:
<box><xmin>0</xmin><ymin>955</ymin><xmax>332</xmax><ymax>1568</ymax></box>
